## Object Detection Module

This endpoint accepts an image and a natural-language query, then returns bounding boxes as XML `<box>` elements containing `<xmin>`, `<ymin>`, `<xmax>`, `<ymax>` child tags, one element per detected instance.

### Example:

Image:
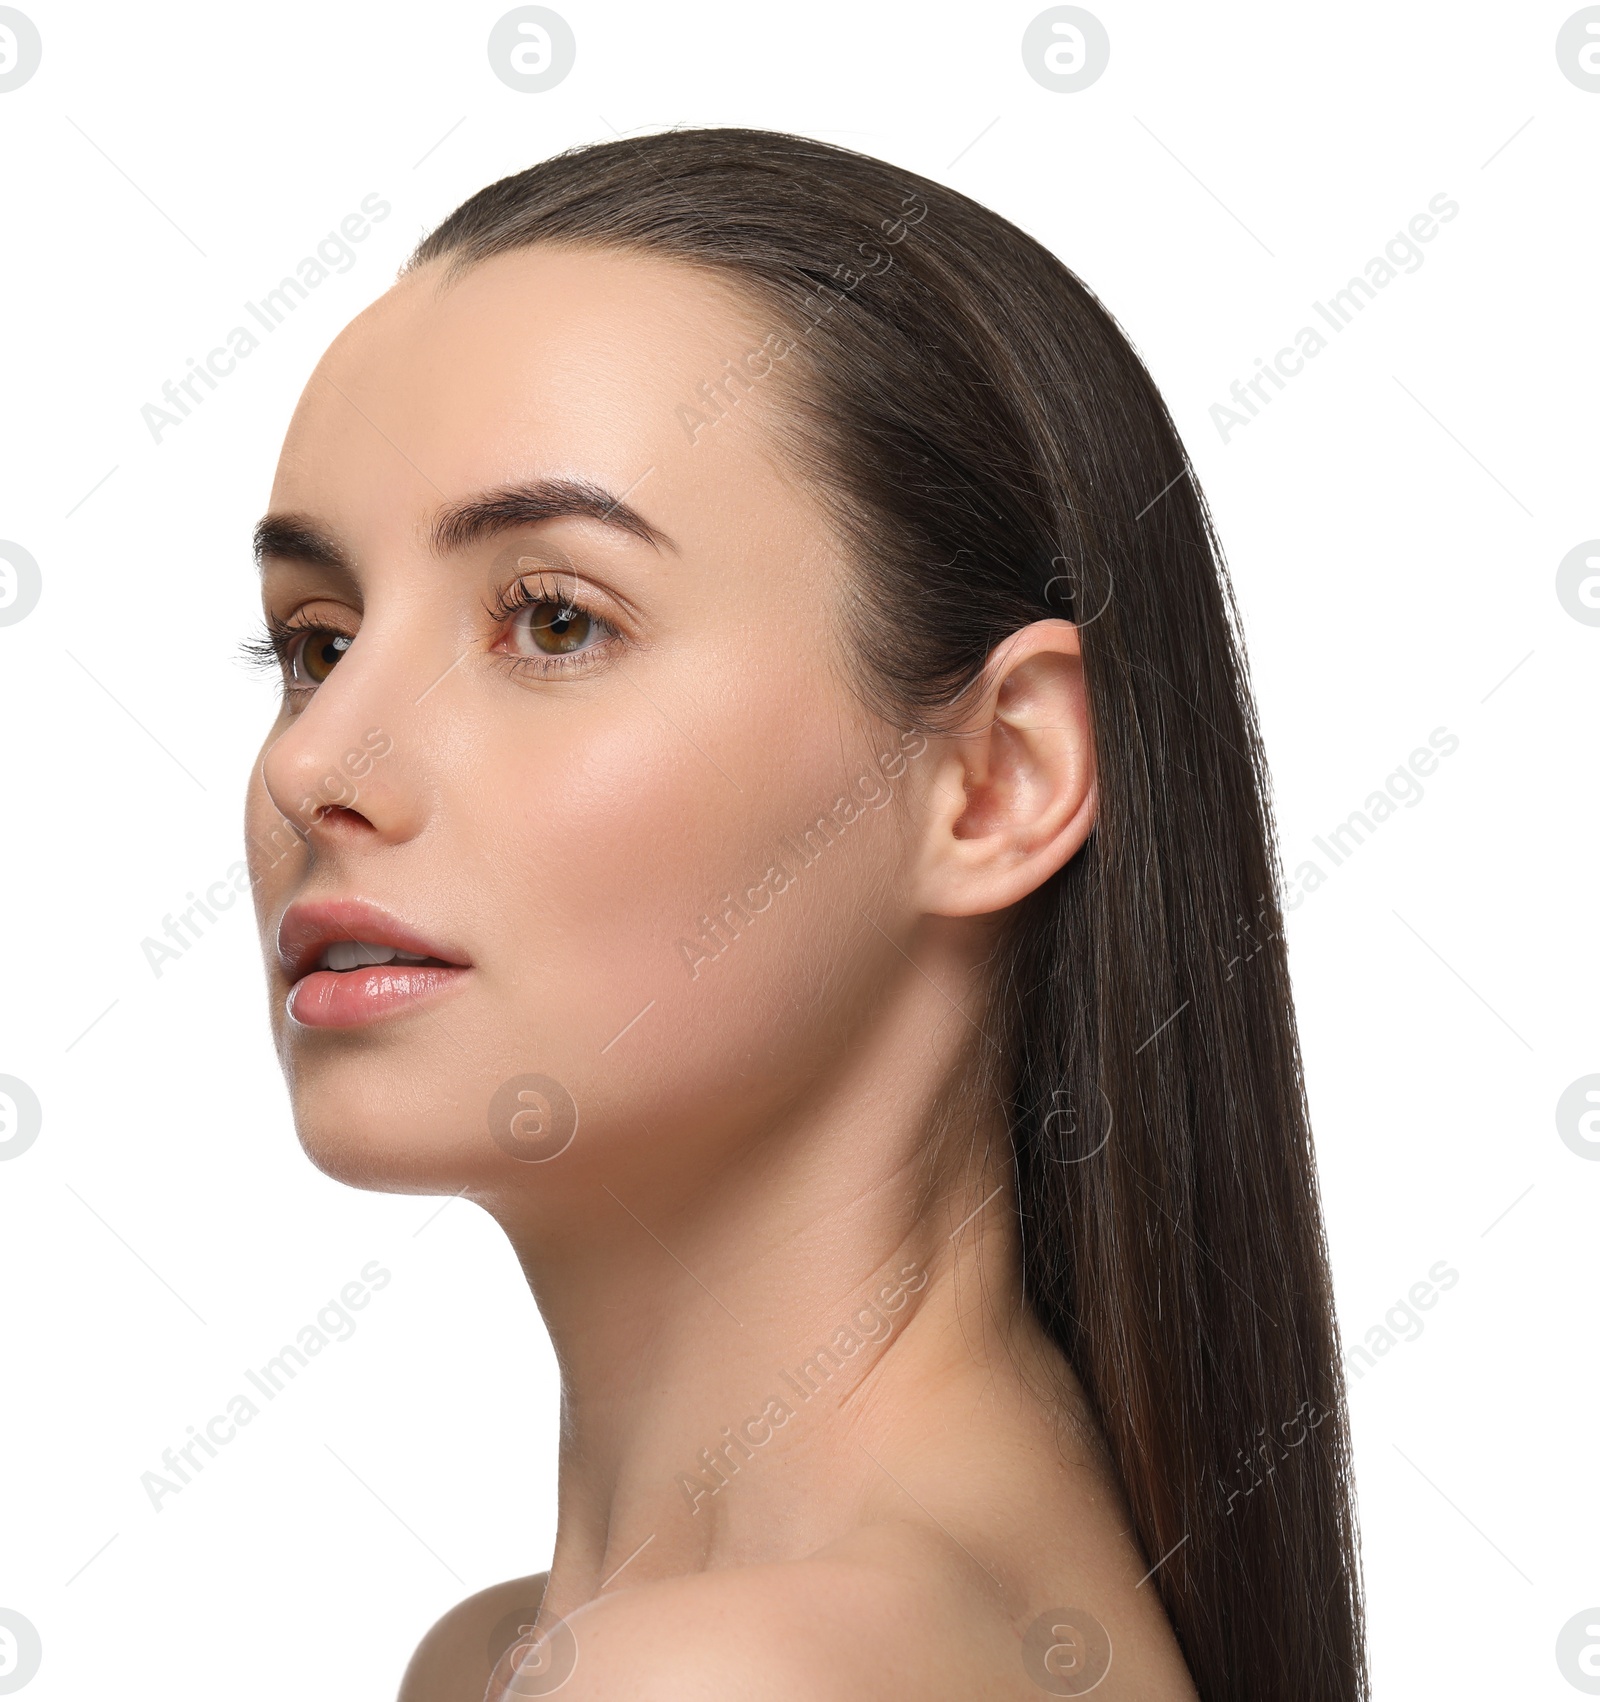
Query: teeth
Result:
<box><xmin>320</xmin><ymin>940</ymin><xmax>432</xmax><ymax>972</ymax></box>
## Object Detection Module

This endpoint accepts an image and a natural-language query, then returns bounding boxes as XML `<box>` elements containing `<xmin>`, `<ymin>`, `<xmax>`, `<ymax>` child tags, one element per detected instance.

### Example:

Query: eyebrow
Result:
<box><xmin>253</xmin><ymin>513</ymin><xmax>353</xmax><ymax>574</ymax></box>
<box><xmin>254</xmin><ymin>476</ymin><xmax>673</xmax><ymax>573</ymax></box>
<box><xmin>431</xmin><ymin>477</ymin><xmax>673</xmax><ymax>555</ymax></box>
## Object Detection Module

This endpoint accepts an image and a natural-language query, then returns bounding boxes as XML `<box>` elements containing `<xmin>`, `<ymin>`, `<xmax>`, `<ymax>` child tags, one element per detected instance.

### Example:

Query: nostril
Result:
<box><xmin>310</xmin><ymin>803</ymin><xmax>375</xmax><ymax>833</ymax></box>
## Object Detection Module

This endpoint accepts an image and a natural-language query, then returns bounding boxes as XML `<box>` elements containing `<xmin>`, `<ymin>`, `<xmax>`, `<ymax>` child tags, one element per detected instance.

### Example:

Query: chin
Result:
<box><xmin>281</xmin><ymin>1046</ymin><xmax>497</xmax><ymax>1196</ymax></box>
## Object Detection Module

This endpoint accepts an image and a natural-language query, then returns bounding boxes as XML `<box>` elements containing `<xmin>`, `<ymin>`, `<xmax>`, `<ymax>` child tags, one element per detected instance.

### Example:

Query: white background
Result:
<box><xmin>0</xmin><ymin>2</ymin><xmax>1594</xmax><ymax>1696</ymax></box>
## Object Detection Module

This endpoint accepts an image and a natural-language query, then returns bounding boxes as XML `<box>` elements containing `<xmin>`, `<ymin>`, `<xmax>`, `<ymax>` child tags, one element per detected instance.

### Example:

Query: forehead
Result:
<box><xmin>270</xmin><ymin>244</ymin><xmax>811</xmax><ymax>559</ymax></box>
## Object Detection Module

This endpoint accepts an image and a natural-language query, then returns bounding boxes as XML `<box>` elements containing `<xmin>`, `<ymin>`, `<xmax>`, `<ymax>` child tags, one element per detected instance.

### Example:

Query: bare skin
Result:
<box><xmin>247</xmin><ymin>244</ymin><xmax>1197</xmax><ymax>1700</ymax></box>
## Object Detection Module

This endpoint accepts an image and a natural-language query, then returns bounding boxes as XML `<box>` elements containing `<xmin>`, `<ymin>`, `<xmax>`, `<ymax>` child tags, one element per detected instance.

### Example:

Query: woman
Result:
<box><xmin>246</xmin><ymin>128</ymin><xmax>1365</xmax><ymax>1699</ymax></box>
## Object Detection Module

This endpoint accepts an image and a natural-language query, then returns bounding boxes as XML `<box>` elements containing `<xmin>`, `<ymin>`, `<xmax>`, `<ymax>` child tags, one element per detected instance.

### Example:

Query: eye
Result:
<box><xmin>240</xmin><ymin>613</ymin><xmax>356</xmax><ymax>700</ymax></box>
<box><xmin>290</xmin><ymin>628</ymin><xmax>353</xmax><ymax>684</ymax></box>
<box><xmin>511</xmin><ymin>597</ymin><xmax>597</xmax><ymax>656</ymax></box>
<box><xmin>492</xmin><ymin>575</ymin><xmax>618</xmax><ymax>672</ymax></box>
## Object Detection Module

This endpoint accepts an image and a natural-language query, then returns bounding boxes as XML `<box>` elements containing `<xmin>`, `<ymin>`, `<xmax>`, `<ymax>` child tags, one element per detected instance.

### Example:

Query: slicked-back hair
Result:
<box><xmin>412</xmin><ymin>127</ymin><xmax>1366</xmax><ymax>1702</ymax></box>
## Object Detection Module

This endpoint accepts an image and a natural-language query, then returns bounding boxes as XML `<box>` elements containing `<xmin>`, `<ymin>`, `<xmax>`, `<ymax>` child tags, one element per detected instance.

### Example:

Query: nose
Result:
<box><xmin>255</xmin><ymin>644</ymin><xmax>414</xmax><ymax>859</ymax></box>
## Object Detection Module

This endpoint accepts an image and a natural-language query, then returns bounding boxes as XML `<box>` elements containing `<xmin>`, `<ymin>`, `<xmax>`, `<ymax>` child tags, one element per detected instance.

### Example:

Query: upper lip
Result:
<box><xmin>276</xmin><ymin>898</ymin><xmax>469</xmax><ymax>982</ymax></box>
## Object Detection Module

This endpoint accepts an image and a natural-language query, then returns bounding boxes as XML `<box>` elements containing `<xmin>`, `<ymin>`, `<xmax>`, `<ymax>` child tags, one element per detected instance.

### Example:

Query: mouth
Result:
<box><xmin>277</xmin><ymin>899</ymin><xmax>471</xmax><ymax>1030</ymax></box>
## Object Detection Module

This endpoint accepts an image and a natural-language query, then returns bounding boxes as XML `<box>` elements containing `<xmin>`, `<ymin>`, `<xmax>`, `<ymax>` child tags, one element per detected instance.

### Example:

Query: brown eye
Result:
<box><xmin>295</xmin><ymin>630</ymin><xmax>352</xmax><ymax>683</ymax></box>
<box><xmin>524</xmin><ymin>600</ymin><xmax>592</xmax><ymax>654</ymax></box>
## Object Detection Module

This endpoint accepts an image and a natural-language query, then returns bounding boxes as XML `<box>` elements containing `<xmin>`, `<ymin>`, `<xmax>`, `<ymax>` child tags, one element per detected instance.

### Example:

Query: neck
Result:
<box><xmin>489</xmin><ymin>950</ymin><xmax>1039</xmax><ymax>1617</ymax></box>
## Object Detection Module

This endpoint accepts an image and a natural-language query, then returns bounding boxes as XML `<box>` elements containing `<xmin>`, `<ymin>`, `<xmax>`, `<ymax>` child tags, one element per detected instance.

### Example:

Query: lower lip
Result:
<box><xmin>286</xmin><ymin>964</ymin><xmax>469</xmax><ymax>1029</ymax></box>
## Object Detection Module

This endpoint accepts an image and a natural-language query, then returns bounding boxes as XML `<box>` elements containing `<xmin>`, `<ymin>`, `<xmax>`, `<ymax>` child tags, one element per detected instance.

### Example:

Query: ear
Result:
<box><xmin>915</xmin><ymin>620</ymin><xmax>1097</xmax><ymax>918</ymax></box>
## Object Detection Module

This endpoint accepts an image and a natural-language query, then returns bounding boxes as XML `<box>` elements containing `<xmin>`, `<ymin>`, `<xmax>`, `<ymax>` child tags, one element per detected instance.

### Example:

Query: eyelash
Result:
<box><xmin>241</xmin><ymin>576</ymin><xmax>619</xmax><ymax>696</ymax></box>
<box><xmin>239</xmin><ymin>613</ymin><xmax>351</xmax><ymax>692</ymax></box>
<box><xmin>486</xmin><ymin>573</ymin><xmax>619</xmax><ymax>677</ymax></box>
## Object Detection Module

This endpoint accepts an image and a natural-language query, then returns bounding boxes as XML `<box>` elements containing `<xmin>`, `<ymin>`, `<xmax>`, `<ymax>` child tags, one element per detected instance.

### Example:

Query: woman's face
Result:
<box><xmin>247</xmin><ymin>245</ymin><xmax>929</xmax><ymax>1206</ymax></box>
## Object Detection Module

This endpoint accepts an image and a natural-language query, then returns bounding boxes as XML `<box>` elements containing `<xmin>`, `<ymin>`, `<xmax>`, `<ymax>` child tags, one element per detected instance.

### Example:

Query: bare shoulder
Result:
<box><xmin>397</xmin><ymin>1570</ymin><xmax>548</xmax><ymax>1702</ymax></box>
<box><xmin>550</xmin><ymin>1541</ymin><xmax>939</xmax><ymax>1700</ymax></box>
<box><xmin>538</xmin><ymin>1526</ymin><xmax>1195</xmax><ymax>1701</ymax></box>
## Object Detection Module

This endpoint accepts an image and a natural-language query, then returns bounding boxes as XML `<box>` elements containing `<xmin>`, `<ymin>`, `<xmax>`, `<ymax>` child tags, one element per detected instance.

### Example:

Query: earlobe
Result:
<box><xmin>919</xmin><ymin>621</ymin><xmax>1097</xmax><ymax>918</ymax></box>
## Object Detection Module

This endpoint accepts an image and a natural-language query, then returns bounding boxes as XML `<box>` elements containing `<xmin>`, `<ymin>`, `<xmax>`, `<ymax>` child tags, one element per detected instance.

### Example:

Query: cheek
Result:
<box><xmin>464</xmin><ymin>689</ymin><xmax>903</xmax><ymax>1155</ymax></box>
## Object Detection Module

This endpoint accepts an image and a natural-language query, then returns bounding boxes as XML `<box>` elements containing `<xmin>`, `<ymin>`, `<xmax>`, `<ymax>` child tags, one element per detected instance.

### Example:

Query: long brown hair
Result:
<box><xmin>411</xmin><ymin>127</ymin><xmax>1366</xmax><ymax>1702</ymax></box>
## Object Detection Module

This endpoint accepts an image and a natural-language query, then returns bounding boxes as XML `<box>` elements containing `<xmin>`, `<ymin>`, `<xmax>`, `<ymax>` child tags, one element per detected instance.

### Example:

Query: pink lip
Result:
<box><xmin>276</xmin><ymin>898</ymin><xmax>471</xmax><ymax>1030</ymax></box>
